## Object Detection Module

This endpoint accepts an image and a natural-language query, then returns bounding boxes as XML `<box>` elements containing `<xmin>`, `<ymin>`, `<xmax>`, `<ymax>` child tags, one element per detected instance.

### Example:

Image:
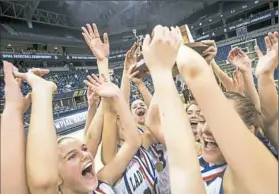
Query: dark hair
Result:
<box><xmin>224</xmin><ymin>92</ymin><xmax>262</xmax><ymax>129</ymax></box>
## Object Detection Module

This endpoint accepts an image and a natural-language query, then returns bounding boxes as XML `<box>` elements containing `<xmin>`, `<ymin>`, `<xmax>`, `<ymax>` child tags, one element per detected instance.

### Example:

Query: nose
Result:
<box><xmin>81</xmin><ymin>151</ymin><xmax>90</xmax><ymax>162</ymax></box>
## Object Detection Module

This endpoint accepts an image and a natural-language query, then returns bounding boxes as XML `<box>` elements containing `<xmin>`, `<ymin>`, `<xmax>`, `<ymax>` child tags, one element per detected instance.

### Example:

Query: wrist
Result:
<box><xmin>3</xmin><ymin>106</ymin><xmax>23</xmax><ymax>116</ymax></box>
<box><xmin>97</xmin><ymin>58</ymin><xmax>108</xmax><ymax>64</ymax></box>
<box><xmin>135</xmin><ymin>80</ymin><xmax>144</xmax><ymax>87</ymax></box>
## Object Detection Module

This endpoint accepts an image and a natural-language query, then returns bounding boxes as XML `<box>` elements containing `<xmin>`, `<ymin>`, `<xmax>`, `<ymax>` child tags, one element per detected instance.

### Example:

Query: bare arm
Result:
<box><xmin>211</xmin><ymin>60</ymin><xmax>234</xmax><ymax>91</ymax></box>
<box><xmin>97</xmin><ymin>93</ymin><xmax>142</xmax><ymax>186</ymax></box>
<box><xmin>120</xmin><ymin>68</ymin><xmax>131</xmax><ymax>104</ymax></box>
<box><xmin>100</xmin><ymin>100</ymin><xmax>118</xmax><ymax>165</ymax></box>
<box><xmin>1</xmin><ymin>62</ymin><xmax>29</xmax><ymax>194</ymax></box>
<box><xmin>121</xmin><ymin>43</ymin><xmax>137</xmax><ymax>104</ymax></box>
<box><xmin>255</xmin><ymin>33</ymin><xmax>278</xmax><ymax>144</ymax></box>
<box><xmin>177</xmin><ymin>44</ymin><xmax>278</xmax><ymax>194</ymax></box>
<box><xmin>228</xmin><ymin>47</ymin><xmax>261</xmax><ymax>112</ymax></box>
<box><xmin>84</xmin><ymin>100</ymin><xmax>99</xmax><ymax>135</ymax></box>
<box><xmin>136</xmin><ymin>81</ymin><xmax>152</xmax><ymax>107</ymax></box>
<box><xmin>15</xmin><ymin>69</ymin><xmax>59</xmax><ymax>194</ymax></box>
<box><xmin>84</xmin><ymin>101</ymin><xmax>104</xmax><ymax>158</ymax></box>
<box><xmin>145</xmin><ymin>93</ymin><xmax>165</xmax><ymax>146</ymax></box>
<box><xmin>142</xmin><ymin>26</ymin><xmax>206</xmax><ymax>194</ymax></box>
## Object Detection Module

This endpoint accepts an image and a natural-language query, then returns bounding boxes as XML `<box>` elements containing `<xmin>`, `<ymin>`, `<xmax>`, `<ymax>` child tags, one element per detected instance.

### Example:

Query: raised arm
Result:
<box><xmin>120</xmin><ymin>43</ymin><xmax>137</xmax><ymax>104</ymax></box>
<box><xmin>145</xmin><ymin>93</ymin><xmax>165</xmax><ymax>145</ymax></box>
<box><xmin>84</xmin><ymin>87</ymin><xmax>100</xmax><ymax>135</ymax></box>
<box><xmin>129</xmin><ymin>71</ymin><xmax>152</xmax><ymax>107</ymax></box>
<box><xmin>82</xmin><ymin>23</ymin><xmax>110</xmax><ymax>78</ymax></box>
<box><xmin>1</xmin><ymin>62</ymin><xmax>29</xmax><ymax>194</ymax></box>
<box><xmin>201</xmin><ymin>40</ymin><xmax>234</xmax><ymax>91</ymax></box>
<box><xmin>84</xmin><ymin>100</ymin><xmax>104</xmax><ymax>158</ymax></box>
<box><xmin>176</xmin><ymin>43</ymin><xmax>278</xmax><ymax>194</ymax></box>
<box><xmin>15</xmin><ymin>69</ymin><xmax>58</xmax><ymax>194</ymax></box>
<box><xmin>142</xmin><ymin>25</ymin><xmax>206</xmax><ymax>194</ymax></box>
<box><xmin>85</xmin><ymin>74</ymin><xmax>142</xmax><ymax>186</ymax></box>
<box><xmin>255</xmin><ymin>32</ymin><xmax>278</xmax><ymax>149</ymax></box>
<box><xmin>228</xmin><ymin>47</ymin><xmax>261</xmax><ymax>112</ymax></box>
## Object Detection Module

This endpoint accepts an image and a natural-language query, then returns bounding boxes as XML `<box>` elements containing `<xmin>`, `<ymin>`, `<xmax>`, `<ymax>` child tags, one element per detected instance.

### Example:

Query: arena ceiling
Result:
<box><xmin>36</xmin><ymin>0</ymin><xmax>220</xmax><ymax>34</ymax></box>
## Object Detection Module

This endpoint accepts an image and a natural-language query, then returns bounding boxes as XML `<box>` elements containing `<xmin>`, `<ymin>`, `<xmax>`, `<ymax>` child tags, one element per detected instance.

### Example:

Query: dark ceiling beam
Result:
<box><xmin>24</xmin><ymin>0</ymin><xmax>41</xmax><ymax>21</ymax></box>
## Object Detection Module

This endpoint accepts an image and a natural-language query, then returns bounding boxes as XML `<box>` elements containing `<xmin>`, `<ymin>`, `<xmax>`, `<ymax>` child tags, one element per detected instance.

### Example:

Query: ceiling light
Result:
<box><xmin>255</xmin><ymin>0</ymin><xmax>259</xmax><ymax>4</ymax></box>
<box><xmin>242</xmin><ymin>5</ymin><xmax>247</xmax><ymax>9</ymax></box>
<box><xmin>199</xmin><ymin>23</ymin><xmax>202</xmax><ymax>26</ymax></box>
<box><xmin>209</xmin><ymin>19</ymin><xmax>212</xmax><ymax>22</ymax></box>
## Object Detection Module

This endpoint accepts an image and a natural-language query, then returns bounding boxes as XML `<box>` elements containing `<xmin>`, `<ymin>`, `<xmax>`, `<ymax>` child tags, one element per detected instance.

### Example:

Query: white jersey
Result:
<box><xmin>113</xmin><ymin>146</ymin><xmax>157</xmax><ymax>194</ymax></box>
<box><xmin>199</xmin><ymin>156</ymin><xmax>227</xmax><ymax>194</ymax></box>
<box><xmin>138</xmin><ymin>127</ymin><xmax>170</xmax><ymax>194</ymax></box>
<box><xmin>149</xmin><ymin>143</ymin><xmax>170</xmax><ymax>194</ymax></box>
<box><xmin>93</xmin><ymin>181</ymin><xmax>115</xmax><ymax>194</ymax></box>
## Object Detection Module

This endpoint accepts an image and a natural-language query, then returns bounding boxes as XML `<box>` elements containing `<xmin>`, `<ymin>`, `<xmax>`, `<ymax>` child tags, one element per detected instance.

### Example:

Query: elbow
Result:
<box><xmin>28</xmin><ymin>175</ymin><xmax>58</xmax><ymax>192</ymax></box>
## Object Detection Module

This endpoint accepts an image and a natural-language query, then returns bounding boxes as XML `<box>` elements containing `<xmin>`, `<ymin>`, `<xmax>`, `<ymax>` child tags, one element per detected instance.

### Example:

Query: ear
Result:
<box><xmin>248</xmin><ymin>125</ymin><xmax>256</xmax><ymax>134</ymax></box>
<box><xmin>58</xmin><ymin>176</ymin><xmax>63</xmax><ymax>187</ymax></box>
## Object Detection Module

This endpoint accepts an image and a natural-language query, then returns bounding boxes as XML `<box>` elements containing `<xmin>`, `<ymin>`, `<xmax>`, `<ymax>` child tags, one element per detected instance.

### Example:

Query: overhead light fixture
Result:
<box><xmin>242</xmin><ymin>5</ymin><xmax>247</xmax><ymax>9</ymax></box>
<box><xmin>231</xmin><ymin>10</ymin><xmax>235</xmax><ymax>13</ymax></box>
<box><xmin>224</xmin><ymin>28</ymin><xmax>227</xmax><ymax>32</ymax></box>
<box><xmin>202</xmin><ymin>32</ymin><xmax>205</xmax><ymax>35</ymax></box>
<box><xmin>212</xmin><ymin>32</ymin><xmax>215</xmax><ymax>36</ymax></box>
<box><xmin>220</xmin><ymin>14</ymin><xmax>223</xmax><ymax>18</ymax></box>
<box><xmin>255</xmin><ymin>0</ymin><xmax>259</xmax><ymax>4</ymax></box>
<box><xmin>209</xmin><ymin>19</ymin><xmax>212</xmax><ymax>22</ymax></box>
<box><xmin>7</xmin><ymin>43</ymin><xmax>11</xmax><ymax>47</ymax></box>
<box><xmin>199</xmin><ymin>23</ymin><xmax>202</xmax><ymax>26</ymax></box>
<box><xmin>191</xmin><ymin>26</ymin><xmax>194</xmax><ymax>29</ymax></box>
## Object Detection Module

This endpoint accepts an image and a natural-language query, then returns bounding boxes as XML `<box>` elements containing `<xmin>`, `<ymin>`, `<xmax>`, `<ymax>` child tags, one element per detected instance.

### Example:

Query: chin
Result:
<box><xmin>83</xmin><ymin>176</ymin><xmax>98</xmax><ymax>192</ymax></box>
<box><xmin>202</xmin><ymin>147</ymin><xmax>226</xmax><ymax>165</ymax></box>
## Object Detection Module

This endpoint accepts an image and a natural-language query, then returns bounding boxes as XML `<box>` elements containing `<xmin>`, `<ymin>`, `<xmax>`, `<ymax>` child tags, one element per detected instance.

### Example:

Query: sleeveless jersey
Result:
<box><xmin>113</xmin><ymin>146</ymin><xmax>157</xmax><ymax>194</ymax></box>
<box><xmin>199</xmin><ymin>156</ymin><xmax>227</xmax><ymax>194</ymax></box>
<box><xmin>93</xmin><ymin>180</ymin><xmax>115</xmax><ymax>194</ymax></box>
<box><xmin>138</xmin><ymin>127</ymin><xmax>170</xmax><ymax>194</ymax></box>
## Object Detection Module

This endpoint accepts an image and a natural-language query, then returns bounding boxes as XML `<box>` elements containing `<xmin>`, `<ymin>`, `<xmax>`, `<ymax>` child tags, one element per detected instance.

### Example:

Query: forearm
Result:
<box><xmin>211</xmin><ymin>61</ymin><xmax>234</xmax><ymax>91</ymax></box>
<box><xmin>152</xmin><ymin>72</ymin><xmax>205</xmax><ymax>194</ymax></box>
<box><xmin>241</xmin><ymin>71</ymin><xmax>261</xmax><ymax>113</ymax></box>
<box><xmin>26</xmin><ymin>90</ymin><xmax>58</xmax><ymax>188</ymax></box>
<box><xmin>137</xmin><ymin>82</ymin><xmax>152</xmax><ymax>107</ymax></box>
<box><xmin>187</xmin><ymin>72</ymin><xmax>277</xmax><ymax>194</ymax></box>
<box><xmin>1</xmin><ymin>108</ymin><xmax>29</xmax><ymax>194</ymax></box>
<box><xmin>113</xmin><ymin>94</ymin><xmax>141</xmax><ymax>147</ymax></box>
<box><xmin>120</xmin><ymin>69</ymin><xmax>131</xmax><ymax>104</ymax></box>
<box><xmin>258</xmin><ymin>73</ymin><xmax>278</xmax><ymax>125</ymax></box>
<box><xmin>85</xmin><ymin>102</ymin><xmax>104</xmax><ymax>158</ymax></box>
<box><xmin>101</xmin><ymin>100</ymin><xmax>118</xmax><ymax>165</ymax></box>
<box><xmin>84</xmin><ymin>104</ymin><xmax>98</xmax><ymax>135</ymax></box>
<box><xmin>145</xmin><ymin>94</ymin><xmax>165</xmax><ymax>145</ymax></box>
<box><xmin>97</xmin><ymin>58</ymin><xmax>110</xmax><ymax>79</ymax></box>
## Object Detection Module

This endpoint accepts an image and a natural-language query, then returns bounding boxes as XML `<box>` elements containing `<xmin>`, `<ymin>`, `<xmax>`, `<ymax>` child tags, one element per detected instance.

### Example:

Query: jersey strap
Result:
<box><xmin>133</xmin><ymin>147</ymin><xmax>156</xmax><ymax>188</ymax></box>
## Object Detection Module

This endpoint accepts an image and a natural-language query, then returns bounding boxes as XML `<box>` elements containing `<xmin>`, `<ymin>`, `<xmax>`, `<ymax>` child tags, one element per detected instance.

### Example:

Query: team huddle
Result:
<box><xmin>1</xmin><ymin>23</ymin><xmax>278</xmax><ymax>194</ymax></box>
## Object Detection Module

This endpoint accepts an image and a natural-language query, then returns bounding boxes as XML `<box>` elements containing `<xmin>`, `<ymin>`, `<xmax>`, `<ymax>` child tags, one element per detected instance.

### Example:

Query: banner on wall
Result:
<box><xmin>54</xmin><ymin>111</ymin><xmax>87</xmax><ymax>132</ymax></box>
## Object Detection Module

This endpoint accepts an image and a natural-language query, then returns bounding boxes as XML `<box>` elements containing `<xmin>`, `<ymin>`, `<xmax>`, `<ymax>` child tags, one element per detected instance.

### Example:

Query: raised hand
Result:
<box><xmin>84</xmin><ymin>74</ymin><xmax>120</xmax><ymax>98</ymax></box>
<box><xmin>14</xmin><ymin>68</ymin><xmax>56</xmax><ymax>92</ymax></box>
<box><xmin>142</xmin><ymin>25</ymin><xmax>181</xmax><ymax>74</ymax></box>
<box><xmin>124</xmin><ymin>43</ymin><xmax>137</xmax><ymax>71</ymax></box>
<box><xmin>82</xmin><ymin>23</ymin><xmax>109</xmax><ymax>61</ymax></box>
<box><xmin>231</xmin><ymin>69</ymin><xmax>244</xmax><ymax>95</ymax></box>
<box><xmin>3</xmin><ymin>61</ymin><xmax>25</xmax><ymax>111</ymax></box>
<box><xmin>228</xmin><ymin>47</ymin><xmax>252</xmax><ymax>73</ymax></box>
<box><xmin>201</xmin><ymin>40</ymin><xmax>217</xmax><ymax>64</ymax></box>
<box><xmin>87</xmin><ymin>87</ymin><xmax>100</xmax><ymax>106</ymax></box>
<box><xmin>255</xmin><ymin>32</ymin><xmax>278</xmax><ymax>77</ymax></box>
<box><xmin>127</xmin><ymin>63</ymin><xmax>143</xmax><ymax>85</ymax></box>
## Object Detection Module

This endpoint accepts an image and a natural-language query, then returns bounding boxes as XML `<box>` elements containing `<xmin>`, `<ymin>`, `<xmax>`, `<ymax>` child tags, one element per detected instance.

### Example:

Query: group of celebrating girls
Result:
<box><xmin>1</xmin><ymin>23</ymin><xmax>278</xmax><ymax>194</ymax></box>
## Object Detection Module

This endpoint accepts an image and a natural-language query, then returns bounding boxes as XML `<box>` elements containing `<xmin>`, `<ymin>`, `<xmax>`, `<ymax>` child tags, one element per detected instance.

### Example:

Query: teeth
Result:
<box><xmin>83</xmin><ymin>162</ymin><xmax>92</xmax><ymax>170</ymax></box>
<box><xmin>204</xmin><ymin>138</ymin><xmax>215</xmax><ymax>143</ymax></box>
